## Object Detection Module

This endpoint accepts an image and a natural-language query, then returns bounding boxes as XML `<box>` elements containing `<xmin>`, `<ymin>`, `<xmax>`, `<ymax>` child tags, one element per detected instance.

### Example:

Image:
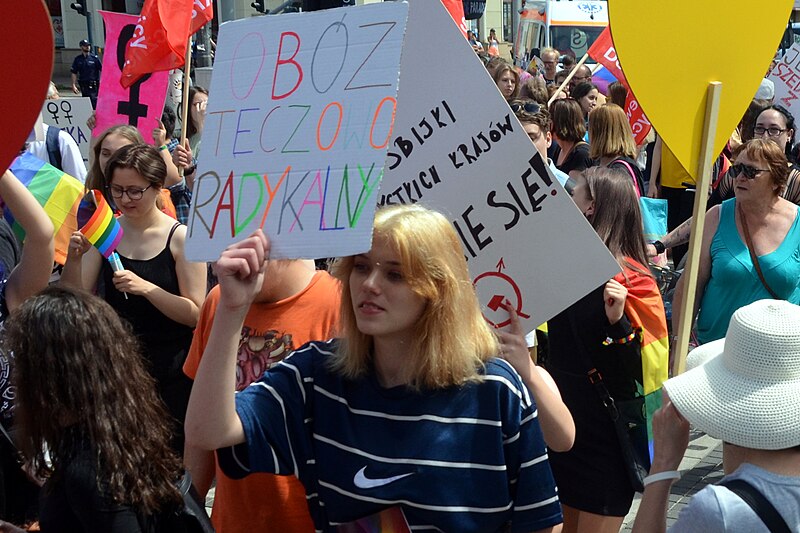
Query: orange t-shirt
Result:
<box><xmin>184</xmin><ymin>270</ymin><xmax>341</xmax><ymax>533</ymax></box>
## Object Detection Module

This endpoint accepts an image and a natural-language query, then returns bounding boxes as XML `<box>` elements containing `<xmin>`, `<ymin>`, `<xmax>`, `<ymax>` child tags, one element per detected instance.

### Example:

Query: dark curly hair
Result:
<box><xmin>7</xmin><ymin>286</ymin><xmax>182</xmax><ymax>515</ymax></box>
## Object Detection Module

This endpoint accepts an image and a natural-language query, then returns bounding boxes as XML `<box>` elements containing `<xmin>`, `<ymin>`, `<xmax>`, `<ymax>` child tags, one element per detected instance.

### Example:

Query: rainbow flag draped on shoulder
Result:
<box><xmin>5</xmin><ymin>153</ymin><xmax>84</xmax><ymax>265</ymax></box>
<box><xmin>615</xmin><ymin>259</ymin><xmax>669</xmax><ymax>458</ymax></box>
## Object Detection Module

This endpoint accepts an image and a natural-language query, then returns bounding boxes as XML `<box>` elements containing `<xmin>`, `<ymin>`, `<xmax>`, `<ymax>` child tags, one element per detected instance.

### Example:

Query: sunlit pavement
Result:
<box><xmin>621</xmin><ymin>430</ymin><xmax>724</xmax><ymax>531</ymax></box>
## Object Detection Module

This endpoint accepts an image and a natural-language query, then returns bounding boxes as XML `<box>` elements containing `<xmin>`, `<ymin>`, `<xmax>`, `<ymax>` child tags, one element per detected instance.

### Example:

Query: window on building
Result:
<box><xmin>101</xmin><ymin>0</ymin><xmax>129</xmax><ymax>12</ymax></box>
<box><xmin>46</xmin><ymin>0</ymin><xmax>61</xmax><ymax>16</ymax></box>
<box><xmin>502</xmin><ymin>1</ymin><xmax>512</xmax><ymax>41</ymax></box>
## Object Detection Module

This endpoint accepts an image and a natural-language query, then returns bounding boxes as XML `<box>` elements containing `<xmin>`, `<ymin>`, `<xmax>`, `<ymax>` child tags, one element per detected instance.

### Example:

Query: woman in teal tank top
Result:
<box><xmin>674</xmin><ymin>139</ymin><xmax>800</xmax><ymax>344</ymax></box>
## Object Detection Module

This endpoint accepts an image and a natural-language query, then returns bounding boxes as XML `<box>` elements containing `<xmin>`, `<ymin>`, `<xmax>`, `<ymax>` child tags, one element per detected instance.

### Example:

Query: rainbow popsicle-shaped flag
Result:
<box><xmin>77</xmin><ymin>190</ymin><xmax>123</xmax><ymax>259</ymax></box>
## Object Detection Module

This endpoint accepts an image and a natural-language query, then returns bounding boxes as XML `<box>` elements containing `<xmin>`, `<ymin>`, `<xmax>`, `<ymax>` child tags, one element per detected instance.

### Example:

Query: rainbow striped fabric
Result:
<box><xmin>337</xmin><ymin>507</ymin><xmax>411</xmax><ymax>533</ymax></box>
<box><xmin>78</xmin><ymin>190</ymin><xmax>123</xmax><ymax>259</ymax></box>
<box><xmin>615</xmin><ymin>259</ymin><xmax>670</xmax><ymax>459</ymax></box>
<box><xmin>6</xmin><ymin>153</ymin><xmax>85</xmax><ymax>265</ymax></box>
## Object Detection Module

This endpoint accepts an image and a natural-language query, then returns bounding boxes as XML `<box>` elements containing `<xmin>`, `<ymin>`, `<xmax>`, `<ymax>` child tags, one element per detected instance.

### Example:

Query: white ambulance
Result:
<box><xmin>514</xmin><ymin>0</ymin><xmax>608</xmax><ymax>69</ymax></box>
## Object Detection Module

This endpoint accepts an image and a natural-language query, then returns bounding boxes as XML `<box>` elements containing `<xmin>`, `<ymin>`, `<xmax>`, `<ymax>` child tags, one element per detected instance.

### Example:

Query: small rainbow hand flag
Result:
<box><xmin>5</xmin><ymin>153</ymin><xmax>85</xmax><ymax>265</ymax></box>
<box><xmin>77</xmin><ymin>190</ymin><xmax>123</xmax><ymax>259</ymax></box>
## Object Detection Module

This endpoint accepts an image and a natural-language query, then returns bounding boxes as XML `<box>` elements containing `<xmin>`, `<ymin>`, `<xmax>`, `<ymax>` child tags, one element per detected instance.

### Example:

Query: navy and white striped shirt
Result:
<box><xmin>218</xmin><ymin>340</ymin><xmax>562</xmax><ymax>532</ymax></box>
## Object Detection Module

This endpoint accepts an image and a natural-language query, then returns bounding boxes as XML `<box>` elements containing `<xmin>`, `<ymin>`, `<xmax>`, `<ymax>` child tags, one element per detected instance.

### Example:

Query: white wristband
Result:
<box><xmin>643</xmin><ymin>470</ymin><xmax>681</xmax><ymax>487</ymax></box>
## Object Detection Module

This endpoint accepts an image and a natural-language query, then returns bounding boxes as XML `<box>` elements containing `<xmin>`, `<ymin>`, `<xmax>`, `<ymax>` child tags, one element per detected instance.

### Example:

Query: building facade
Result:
<box><xmin>50</xmin><ymin>0</ymin><xmax>513</xmax><ymax>82</ymax></box>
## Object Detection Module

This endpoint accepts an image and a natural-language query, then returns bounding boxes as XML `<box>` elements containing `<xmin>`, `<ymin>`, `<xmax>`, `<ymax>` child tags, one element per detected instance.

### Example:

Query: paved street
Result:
<box><xmin>621</xmin><ymin>430</ymin><xmax>724</xmax><ymax>531</ymax></box>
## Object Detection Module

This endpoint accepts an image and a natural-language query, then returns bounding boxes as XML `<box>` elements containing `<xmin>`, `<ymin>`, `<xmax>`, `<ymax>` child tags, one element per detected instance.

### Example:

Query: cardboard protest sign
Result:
<box><xmin>768</xmin><ymin>42</ymin><xmax>800</xmax><ymax>117</ymax></box>
<box><xmin>608</xmin><ymin>0</ymin><xmax>792</xmax><ymax>180</ymax></box>
<box><xmin>41</xmin><ymin>97</ymin><xmax>93</xmax><ymax>165</ymax></box>
<box><xmin>185</xmin><ymin>2</ymin><xmax>407</xmax><ymax>260</ymax></box>
<box><xmin>379</xmin><ymin>0</ymin><xmax>620</xmax><ymax>331</ymax></box>
<box><xmin>94</xmin><ymin>11</ymin><xmax>169</xmax><ymax>138</ymax></box>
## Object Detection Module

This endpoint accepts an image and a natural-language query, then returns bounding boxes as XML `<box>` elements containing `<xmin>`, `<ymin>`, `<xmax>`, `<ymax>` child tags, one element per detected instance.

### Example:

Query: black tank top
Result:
<box><xmin>101</xmin><ymin>223</ymin><xmax>193</xmax><ymax>382</ymax></box>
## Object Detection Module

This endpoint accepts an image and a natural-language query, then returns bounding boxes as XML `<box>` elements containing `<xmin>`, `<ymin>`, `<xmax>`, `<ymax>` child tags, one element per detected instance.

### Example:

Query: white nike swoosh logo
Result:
<box><xmin>353</xmin><ymin>466</ymin><xmax>414</xmax><ymax>489</ymax></box>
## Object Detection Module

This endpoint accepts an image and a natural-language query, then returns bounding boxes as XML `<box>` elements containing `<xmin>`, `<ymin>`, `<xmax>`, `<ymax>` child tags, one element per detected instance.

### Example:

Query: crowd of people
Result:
<box><xmin>0</xmin><ymin>23</ymin><xmax>798</xmax><ymax>533</ymax></box>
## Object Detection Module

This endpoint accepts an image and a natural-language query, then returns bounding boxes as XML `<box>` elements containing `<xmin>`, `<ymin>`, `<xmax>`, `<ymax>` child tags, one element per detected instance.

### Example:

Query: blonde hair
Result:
<box><xmin>589</xmin><ymin>104</ymin><xmax>637</xmax><ymax>160</ymax></box>
<box><xmin>329</xmin><ymin>204</ymin><xmax>499</xmax><ymax>390</ymax></box>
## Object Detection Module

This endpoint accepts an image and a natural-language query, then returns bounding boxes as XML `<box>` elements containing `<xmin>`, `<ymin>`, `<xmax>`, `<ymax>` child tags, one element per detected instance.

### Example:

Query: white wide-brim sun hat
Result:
<box><xmin>663</xmin><ymin>299</ymin><xmax>800</xmax><ymax>451</ymax></box>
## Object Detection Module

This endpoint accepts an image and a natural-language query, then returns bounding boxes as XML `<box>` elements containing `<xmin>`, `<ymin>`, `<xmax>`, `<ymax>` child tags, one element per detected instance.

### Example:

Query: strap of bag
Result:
<box><xmin>45</xmin><ymin>125</ymin><xmax>63</xmax><ymax>171</ymax></box>
<box><xmin>611</xmin><ymin>158</ymin><xmax>643</xmax><ymax>197</ymax></box>
<box><xmin>587</xmin><ymin>368</ymin><xmax>618</xmax><ymax>419</ymax></box>
<box><xmin>718</xmin><ymin>478</ymin><xmax>792</xmax><ymax>533</ymax></box>
<box><xmin>738</xmin><ymin>203</ymin><xmax>781</xmax><ymax>300</ymax></box>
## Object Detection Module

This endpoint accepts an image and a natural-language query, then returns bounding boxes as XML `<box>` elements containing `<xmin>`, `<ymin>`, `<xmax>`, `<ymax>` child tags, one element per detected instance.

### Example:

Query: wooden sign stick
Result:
<box><xmin>179</xmin><ymin>40</ymin><xmax>193</xmax><ymax>177</ymax></box>
<box><xmin>672</xmin><ymin>81</ymin><xmax>722</xmax><ymax>375</ymax></box>
<box><xmin>547</xmin><ymin>51</ymin><xmax>590</xmax><ymax>106</ymax></box>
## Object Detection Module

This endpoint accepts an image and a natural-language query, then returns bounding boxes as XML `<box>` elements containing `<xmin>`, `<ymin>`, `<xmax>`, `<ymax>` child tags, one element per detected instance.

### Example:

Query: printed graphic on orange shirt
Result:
<box><xmin>236</xmin><ymin>326</ymin><xmax>294</xmax><ymax>390</ymax></box>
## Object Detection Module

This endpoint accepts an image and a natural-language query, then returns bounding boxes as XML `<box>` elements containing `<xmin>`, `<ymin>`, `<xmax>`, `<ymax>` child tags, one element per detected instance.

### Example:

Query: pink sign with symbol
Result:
<box><xmin>94</xmin><ymin>11</ymin><xmax>169</xmax><ymax>137</ymax></box>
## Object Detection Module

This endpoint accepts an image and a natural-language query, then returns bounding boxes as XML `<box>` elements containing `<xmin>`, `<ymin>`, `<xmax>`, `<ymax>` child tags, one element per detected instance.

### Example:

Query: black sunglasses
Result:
<box><xmin>729</xmin><ymin>163</ymin><xmax>769</xmax><ymax>180</ymax></box>
<box><xmin>510</xmin><ymin>102</ymin><xmax>542</xmax><ymax>114</ymax></box>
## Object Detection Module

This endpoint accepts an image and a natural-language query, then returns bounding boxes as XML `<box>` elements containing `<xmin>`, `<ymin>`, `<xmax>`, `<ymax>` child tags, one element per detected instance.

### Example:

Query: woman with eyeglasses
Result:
<box><xmin>85</xmin><ymin>125</ymin><xmax>178</xmax><ymax>219</ymax></box>
<box><xmin>647</xmin><ymin>105</ymin><xmax>800</xmax><ymax>258</ymax></box>
<box><xmin>710</xmin><ymin>104</ymin><xmax>800</xmax><ymax>205</ymax></box>
<box><xmin>62</xmin><ymin>144</ymin><xmax>207</xmax><ymax>455</ymax></box>
<box><xmin>672</xmin><ymin>138</ymin><xmax>800</xmax><ymax>345</ymax></box>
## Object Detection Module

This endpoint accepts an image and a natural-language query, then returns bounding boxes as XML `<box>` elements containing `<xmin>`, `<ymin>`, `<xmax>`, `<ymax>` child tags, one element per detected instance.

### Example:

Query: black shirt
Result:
<box><xmin>555</xmin><ymin>142</ymin><xmax>592</xmax><ymax>175</ymax></box>
<box><xmin>71</xmin><ymin>53</ymin><xmax>102</xmax><ymax>83</ymax></box>
<box><xmin>39</xmin><ymin>433</ymin><xmax>143</xmax><ymax>532</ymax></box>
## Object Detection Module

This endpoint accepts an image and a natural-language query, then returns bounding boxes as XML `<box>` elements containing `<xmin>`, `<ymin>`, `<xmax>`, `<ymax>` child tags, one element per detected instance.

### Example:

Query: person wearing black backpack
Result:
<box><xmin>24</xmin><ymin>123</ymin><xmax>87</xmax><ymax>183</ymax></box>
<box><xmin>632</xmin><ymin>299</ymin><xmax>800</xmax><ymax>533</ymax></box>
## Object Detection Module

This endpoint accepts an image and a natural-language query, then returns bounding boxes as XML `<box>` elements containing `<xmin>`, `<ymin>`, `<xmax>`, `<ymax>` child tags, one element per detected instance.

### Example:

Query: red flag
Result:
<box><xmin>441</xmin><ymin>0</ymin><xmax>468</xmax><ymax>38</ymax></box>
<box><xmin>625</xmin><ymin>91</ymin><xmax>652</xmax><ymax>145</ymax></box>
<box><xmin>587</xmin><ymin>27</ymin><xmax>652</xmax><ymax>144</ymax></box>
<box><xmin>190</xmin><ymin>0</ymin><xmax>214</xmax><ymax>35</ymax></box>
<box><xmin>120</xmin><ymin>0</ymin><xmax>192</xmax><ymax>88</ymax></box>
<box><xmin>587</xmin><ymin>27</ymin><xmax>624</xmax><ymax>83</ymax></box>
<box><xmin>120</xmin><ymin>0</ymin><xmax>213</xmax><ymax>89</ymax></box>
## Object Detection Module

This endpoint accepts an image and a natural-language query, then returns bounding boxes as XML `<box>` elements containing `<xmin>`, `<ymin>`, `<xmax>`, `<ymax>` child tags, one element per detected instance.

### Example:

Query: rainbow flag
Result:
<box><xmin>615</xmin><ymin>259</ymin><xmax>670</xmax><ymax>459</ymax></box>
<box><xmin>337</xmin><ymin>507</ymin><xmax>411</xmax><ymax>533</ymax></box>
<box><xmin>78</xmin><ymin>190</ymin><xmax>123</xmax><ymax>259</ymax></box>
<box><xmin>6</xmin><ymin>153</ymin><xmax>85</xmax><ymax>265</ymax></box>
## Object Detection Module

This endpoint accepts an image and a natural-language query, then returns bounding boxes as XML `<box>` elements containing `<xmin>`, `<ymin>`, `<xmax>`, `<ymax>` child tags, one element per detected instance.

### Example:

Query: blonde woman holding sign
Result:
<box><xmin>186</xmin><ymin>204</ymin><xmax>564</xmax><ymax>533</ymax></box>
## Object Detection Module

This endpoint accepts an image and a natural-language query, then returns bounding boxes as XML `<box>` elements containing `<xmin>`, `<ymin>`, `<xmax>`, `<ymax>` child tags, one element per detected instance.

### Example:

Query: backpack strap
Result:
<box><xmin>718</xmin><ymin>478</ymin><xmax>792</xmax><ymax>533</ymax></box>
<box><xmin>610</xmin><ymin>158</ymin><xmax>643</xmax><ymax>197</ymax></box>
<box><xmin>45</xmin><ymin>125</ymin><xmax>63</xmax><ymax>171</ymax></box>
